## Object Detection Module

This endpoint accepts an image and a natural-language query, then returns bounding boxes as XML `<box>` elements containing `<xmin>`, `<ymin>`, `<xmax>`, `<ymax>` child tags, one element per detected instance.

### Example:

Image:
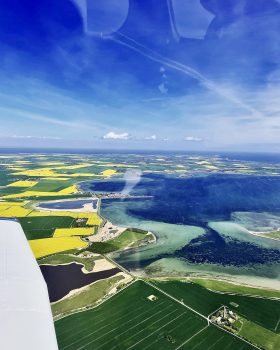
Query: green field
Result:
<box><xmin>239</xmin><ymin>319</ymin><xmax>280</xmax><ymax>350</ymax></box>
<box><xmin>38</xmin><ymin>252</ymin><xmax>103</xmax><ymax>272</ymax></box>
<box><xmin>55</xmin><ymin>280</ymin><xmax>254</xmax><ymax>350</ymax></box>
<box><xmin>19</xmin><ymin>216</ymin><xmax>86</xmax><ymax>239</ymax></box>
<box><xmin>87</xmin><ymin>229</ymin><xmax>150</xmax><ymax>254</ymax></box>
<box><xmin>154</xmin><ymin>281</ymin><xmax>280</xmax><ymax>332</ymax></box>
<box><xmin>0</xmin><ymin>186</ymin><xmax>27</xmax><ymax>195</ymax></box>
<box><xmin>190</xmin><ymin>278</ymin><xmax>280</xmax><ymax>299</ymax></box>
<box><xmin>52</xmin><ymin>275</ymin><xmax>124</xmax><ymax>318</ymax></box>
<box><xmin>30</xmin><ymin>181</ymin><xmax>74</xmax><ymax>192</ymax></box>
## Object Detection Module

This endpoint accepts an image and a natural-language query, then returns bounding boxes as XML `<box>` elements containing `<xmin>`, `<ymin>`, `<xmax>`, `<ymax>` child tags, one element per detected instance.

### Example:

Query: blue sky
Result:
<box><xmin>0</xmin><ymin>0</ymin><xmax>280</xmax><ymax>151</ymax></box>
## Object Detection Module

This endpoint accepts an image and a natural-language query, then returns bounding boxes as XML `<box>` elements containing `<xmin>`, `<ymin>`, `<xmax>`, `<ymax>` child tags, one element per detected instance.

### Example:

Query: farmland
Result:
<box><xmin>29</xmin><ymin>236</ymin><xmax>89</xmax><ymax>258</ymax></box>
<box><xmin>153</xmin><ymin>280</ymin><xmax>280</xmax><ymax>331</ymax></box>
<box><xmin>1</xmin><ymin>153</ymin><xmax>280</xmax><ymax>349</ymax></box>
<box><xmin>154</xmin><ymin>280</ymin><xmax>280</xmax><ymax>349</ymax></box>
<box><xmin>18</xmin><ymin>216</ymin><xmax>78</xmax><ymax>239</ymax></box>
<box><xmin>88</xmin><ymin>228</ymin><xmax>152</xmax><ymax>254</ymax></box>
<box><xmin>55</xmin><ymin>280</ymin><xmax>254</xmax><ymax>350</ymax></box>
<box><xmin>190</xmin><ymin>278</ymin><xmax>280</xmax><ymax>299</ymax></box>
<box><xmin>0</xmin><ymin>199</ymin><xmax>101</xmax><ymax>257</ymax></box>
<box><xmin>52</xmin><ymin>275</ymin><xmax>124</xmax><ymax>318</ymax></box>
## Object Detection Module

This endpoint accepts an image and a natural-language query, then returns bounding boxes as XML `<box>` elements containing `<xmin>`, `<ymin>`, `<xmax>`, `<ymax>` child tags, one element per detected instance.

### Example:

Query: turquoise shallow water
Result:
<box><xmin>95</xmin><ymin>173</ymin><xmax>280</xmax><ymax>288</ymax></box>
<box><xmin>101</xmin><ymin>198</ymin><xmax>280</xmax><ymax>288</ymax></box>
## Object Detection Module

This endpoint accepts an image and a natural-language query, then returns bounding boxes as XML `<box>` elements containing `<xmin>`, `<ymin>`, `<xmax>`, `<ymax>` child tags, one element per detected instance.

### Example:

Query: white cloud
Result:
<box><xmin>103</xmin><ymin>131</ymin><xmax>130</xmax><ymax>140</ymax></box>
<box><xmin>145</xmin><ymin>135</ymin><xmax>157</xmax><ymax>140</ymax></box>
<box><xmin>184</xmin><ymin>136</ymin><xmax>203</xmax><ymax>142</ymax></box>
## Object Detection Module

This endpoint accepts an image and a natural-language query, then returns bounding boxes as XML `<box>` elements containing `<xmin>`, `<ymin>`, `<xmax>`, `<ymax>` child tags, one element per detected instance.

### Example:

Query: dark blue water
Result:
<box><xmin>100</xmin><ymin>174</ymin><xmax>280</xmax><ymax>225</ymax></box>
<box><xmin>100</xmin><ymin>173</ymin><xmax>280</xmax><ymax>268</ymax></box>
<box><xmin>1</xmin><ymin>148</ymin><xmax>280</xmax><ymax>162</ymax></box>
<box><xmin>40</xmin><ymin>263</ymin><xmax>120</xmax><ymax>302</ymax></box>
<box><xmin>83</xmin><ymin>180</ymin><xmax>127</xmax><ymax>193</ymax></box>
<box><xmin>39</xmin><ymin>199</ymin><xmax>97</xmax><ymax>210</ymax></box>
<box><xmin>175</xmin><ymin>229</ymin><xmax>280</xmax><ymax>267</ymax></box>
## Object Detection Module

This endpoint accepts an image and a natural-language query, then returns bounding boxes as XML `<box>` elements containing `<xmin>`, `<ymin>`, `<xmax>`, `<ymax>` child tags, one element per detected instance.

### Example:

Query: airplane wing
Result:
<box><xmin>0</xmin><ymin>219</ymin><xmax>58</xmax><ymax>350</ymax></box>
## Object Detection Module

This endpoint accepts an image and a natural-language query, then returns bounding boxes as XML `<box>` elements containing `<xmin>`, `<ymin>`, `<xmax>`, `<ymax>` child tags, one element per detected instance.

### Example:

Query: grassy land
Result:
<box><xmin>55</xmin><ymin>280</ymin><xmax>254</xmax><ymax>350</ymax></box>
<box><xmin>154</xmin><ymin>280</ymin><xmax>280</xmax><ymax>332</ymax></box>
<box><xmin>52</xmin><ymin>275</ymin><xmax>124</xmax><ymax>318</ymax></box>
<box><xmin>19</xmin><ymin>216</ymin><xmax>87</xmax><ymax>240</ymax></box>
<box><xmin>0</xmin><ymin>186</ymin><xmax>27</xmax><ymax>195</ymax></box>
<box><xmin>184</xmin><ymin>324</ymin><xmax>252</xmax><ymax>350</ymax></box>
<box><xmin>239</xmin><ymin>318</ymin><xmax>280</xmax><ymax>350</ymax></box>
<box><xmin>154</xmin><ymin>280</ymin><xmax>280</xmax><ymax>349</ymax></box>
<box><xmin>38</xmin><ymin>252</ymin><xmax>103</xmax><ymax>272</ymax></box>
<box><xmin>191</xmin><ymin>278</ymin><xmax>280</xmax><ymax>299</ymax></box>
<box><xmin>30</xmin><ymin>180</ymin><xmax>75</xmax><ymax>192</ymax></box>
<box><xmin>87</xmin><ymin>229</ymin><xmax>150</xmax><ymax>254</ymax></box>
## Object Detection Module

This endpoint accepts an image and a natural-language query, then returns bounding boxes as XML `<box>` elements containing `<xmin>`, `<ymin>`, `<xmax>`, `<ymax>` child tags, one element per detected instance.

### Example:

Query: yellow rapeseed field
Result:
<box><xmin>30</xmin><ymin>210</ymin><xmax>102</xmax><ymax>226</ymax></box>
<box><xmin>53</xmin><ymin>227</ymin><xmax>94</xmax><ymax>238</ymax></box>
<box><xmin>101</xmin><ymin>169</ymin><xmax>117</xmax><ymax>176</ymax></box>
<box><xmin>54</xmin><ymin>163</ymin><xmax>92</xmax><ymax>170</ymax></box>
<box><xmin>39</xmin><ymin>162</ymin><xmax>66</xmax><ymax>166</ymax></box>
<box><xmin>7</xmin><ymin>180</ymin><xmax>38</xmax><ymax>187</ymax></box>
<box><xmin>44</xmin><ymin>177</ymin><xmax>71</xmax><ymax>180</ymax></box>
<box><xmin>29</xmin><ymin>237</ymin><xmax>88</xmax><ymax>258</ymax></box>
<box><xmin>11</xmin><ymin>168</ymin><xmax>66</xmax><ymax>177</ymax></box>
<box><xmin>1</xmin><ymin>185</ymin><xmax>78</xmax><ymax>199</ymax></box>
<box><xmin>68</xmin><ymin>173</ymin><xmax>98</xmax><ymax>177</ymax></box>
<box><xmin>205</xmin><ymin>165</ymin><xmax>218</xmax><ymax>169</ymax></box>
<box><xmin>0</xmin><ymin>203</ymin><xmax>32</xmax><ymax>217</ymax></box>
<box><xmin>0</xmin><ymin>201</ymin><xmax>26</xmax><ymax>206</ymax></box>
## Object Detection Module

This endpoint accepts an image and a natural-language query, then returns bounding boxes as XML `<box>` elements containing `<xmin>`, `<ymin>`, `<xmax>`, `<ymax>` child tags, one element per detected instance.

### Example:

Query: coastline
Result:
<box><xmin>247</xmin><ymin>228</ymin><xmax>280</xmax><ymax>242</ymax></box>
<box><xmin>33</xmin><ymin>197</ymin><xmax>99</xmax><ymax>213</ymax></box>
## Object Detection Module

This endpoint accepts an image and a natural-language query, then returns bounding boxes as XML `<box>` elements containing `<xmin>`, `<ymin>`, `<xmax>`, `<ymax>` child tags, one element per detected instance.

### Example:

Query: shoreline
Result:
<box><xmin>33</xmin><ymin>197</ymin><xmax>99</xmax><ymax>213</ymax></box>
<box><xmin>131</xmin><ymin>269</ymin><xmax>280</xmax><ymax>292</ymax></box>
<box><xmin>247</xmin><ymin>228</ymin><xmax>280</xmax><ymax>242</ymax></box>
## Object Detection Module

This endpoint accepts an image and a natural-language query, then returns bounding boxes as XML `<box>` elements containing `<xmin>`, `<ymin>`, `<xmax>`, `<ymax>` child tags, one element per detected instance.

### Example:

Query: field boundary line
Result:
<box><xmin>206</xmin><ymin>335</ymin><xmax>225</xmax><ymax>350</ymax></box>
<box><xmin>143</xmin><ymin>280</ymin><xmax>207</xmax><ymax>320</ymax></box>
<box><xmin>94</xmin><ymin>304</ymin><xmax>174</xmax><ymax>350</ymax></box>
<box><xmin>121</xmin><ymin>309</ymin><xmax>180</xmax><ymax>347</ymax></box>
<box><xmin>58</xmin><ymin>298</ymin><xmax>150</xmax><ymax>341</ymax></box>
<box><xmin>174</xmin><ymin>324</ymin><xmax>209</xmax><ymax>350</ymax></box>
<box><xmin>127</xmin><ymin>311</ymin><xmax>187</xmax><ymax>349</ymax></box>
<box><xmin>146</xmin><ymin>280</ymin><xmax>261</xmax><ymax>350</ymax></box>
<box><xmin>75</xmin><ymin>305</ymin><xmax>176</xmax><ymax>350</ymax></box>
<box><xmin>141</xmin><ymin>314</ymin><xmax>192</xmax><ymax>350</ymax></box>
<box><xmin>210</xmin><ymin>321</ymin><xmax>261</xmax><ymax>350</ymax></box>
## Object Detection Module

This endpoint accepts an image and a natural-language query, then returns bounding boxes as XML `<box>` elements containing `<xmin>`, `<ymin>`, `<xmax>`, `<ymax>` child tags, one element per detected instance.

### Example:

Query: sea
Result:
<box><xmin>79</xmin><ymin>151</ymin><xmax>280</xmax><ymax>289</ymax></box>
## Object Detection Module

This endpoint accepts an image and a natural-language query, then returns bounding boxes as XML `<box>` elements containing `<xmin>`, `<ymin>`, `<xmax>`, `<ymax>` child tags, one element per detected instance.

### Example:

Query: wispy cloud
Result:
<box><xmin>103</xmin><ymin>131</ymin><xmax>130</xmax><ymax>140</ymax></box>
<box><xmin>0</xmin><ymin>107</ymin><xmax>97</xmax><ymax>130</ymax></box>
<box><xmin>109</xmin><ymin>32</ymin><xmax>263</xmax><ymax>119</ymax></box>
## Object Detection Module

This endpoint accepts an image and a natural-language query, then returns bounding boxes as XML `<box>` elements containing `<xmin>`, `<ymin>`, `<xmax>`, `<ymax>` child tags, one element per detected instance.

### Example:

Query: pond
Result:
<box><xmin>39</xmin><ymin>199</ymin><xmax>98</xmax><ymax>210</ymax></box>
<box><xmin>40</xmin><ymin>263</ymin><xmax>120</xmax><ymax>302</ymax></box>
